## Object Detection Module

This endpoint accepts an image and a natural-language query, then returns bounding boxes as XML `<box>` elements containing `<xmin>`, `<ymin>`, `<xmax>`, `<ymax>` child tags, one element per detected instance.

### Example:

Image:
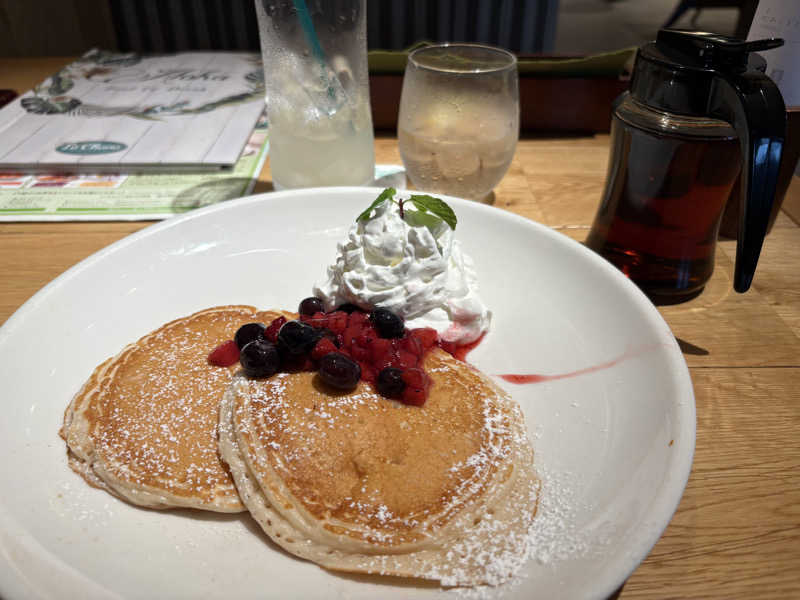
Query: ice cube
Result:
<box><xmin>434</xmin><ymin>140</ymin><xmax>480</xmax><ymax>180</ymax></box>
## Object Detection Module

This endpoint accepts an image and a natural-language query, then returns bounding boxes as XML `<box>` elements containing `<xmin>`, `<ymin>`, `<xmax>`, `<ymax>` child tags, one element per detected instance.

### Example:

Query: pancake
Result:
<box><xmin>61</xmin><ymin>305</ymin><xmax>291</xmax><ymax>512</ymax></box>
<box><xmin>219</xmin><ymin>348</ymin><xmax>539</xmax><ymax>585</ymax></box>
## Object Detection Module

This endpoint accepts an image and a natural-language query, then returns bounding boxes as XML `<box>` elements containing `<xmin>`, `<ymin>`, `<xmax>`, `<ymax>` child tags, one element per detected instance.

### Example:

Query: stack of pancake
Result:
<box><xmin>61</xmin><ymin>306</ymin><xmax>539</xmax><ymax>586</ymax></box>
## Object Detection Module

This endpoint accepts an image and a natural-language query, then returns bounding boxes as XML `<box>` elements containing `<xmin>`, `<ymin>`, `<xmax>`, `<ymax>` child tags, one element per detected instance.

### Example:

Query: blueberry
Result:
<box><xmin>376</xmin><ymin>367</ymin><xmax>406</xmax><ymax>398</ymax></box>
<box><xmin>240</xmin><ymin>338</ymin><xmax>279</xmax><ymax>378</ymax></box>
<box><xmin>335</xmin><ymin>303</ymin><xmax>361</xmax><ymax>314</ymax></box>
<box><xmin>318</xmin><ymin>352</ymin><xmax>361</xmax><ymax>390</ymax></box>
<box><xmin>234</xmin><ymin>322</ymin><xmax>266</xmax><ymax>350</ymax></box>
<box><xmin>370</xmin><ymin>308</ymin><xmax>405</xmax><ymax>339</ymax></box>
<box><xmin>298</xmin><ymin>297</ymin><xmax>324</xmax><ymax>316</ymax></box>
<box><xmin>277</xmin><ymin>320</ymin><xmax>318</xmax><ymax>356</ymax></box>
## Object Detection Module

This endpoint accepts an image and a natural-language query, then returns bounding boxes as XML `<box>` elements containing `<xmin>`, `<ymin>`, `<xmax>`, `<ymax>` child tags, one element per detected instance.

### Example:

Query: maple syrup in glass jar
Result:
<box><xmin>586</xmin><ymin>95</ymin><xmax>742</xmax><ymax>301</ymax></box>
<box><xmin>585</xmin><ymin>29</ymin><xmax>786</xmax><ymax>302</ymax></box>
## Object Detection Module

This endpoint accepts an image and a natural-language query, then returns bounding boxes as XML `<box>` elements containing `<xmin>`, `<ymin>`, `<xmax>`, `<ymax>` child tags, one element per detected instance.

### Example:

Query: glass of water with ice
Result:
<box><xmin>255</xmin><ymin>0</ymin><xmax>375</xmax><ymax>189</ymax></box>
<box><xmin>398</xmin><ymin>44</ymin><xmax>519</xmax><ymax>202</ymax></box>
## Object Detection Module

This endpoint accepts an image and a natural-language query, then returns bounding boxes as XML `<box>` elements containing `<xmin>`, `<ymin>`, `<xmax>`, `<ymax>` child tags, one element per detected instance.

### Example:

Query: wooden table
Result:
<box><xmin>2</xmin><ymin>58</ymin><xmax>799</xmax><ymax>599</ymax></box>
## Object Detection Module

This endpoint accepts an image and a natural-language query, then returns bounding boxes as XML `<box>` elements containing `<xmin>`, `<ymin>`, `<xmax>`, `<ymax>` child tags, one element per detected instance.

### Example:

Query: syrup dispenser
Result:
<box><xmin>586</xmin><ymin>29</ymin><xmax>786</xmax><ymax>302</ymax></box>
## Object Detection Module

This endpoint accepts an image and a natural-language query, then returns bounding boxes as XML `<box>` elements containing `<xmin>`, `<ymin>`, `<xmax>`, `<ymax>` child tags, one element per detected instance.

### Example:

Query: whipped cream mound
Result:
<box><xmin>313</xmin><ymin>197</ymin><xmax>491</xmax><ymax>345</ymax></box>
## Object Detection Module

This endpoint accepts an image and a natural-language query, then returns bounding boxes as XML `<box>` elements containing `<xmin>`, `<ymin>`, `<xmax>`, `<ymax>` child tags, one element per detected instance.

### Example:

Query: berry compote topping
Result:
<box><xmin>207</xmin><ymin>304</ymin><xmax>469</xmax><ymax>406</ymax></box>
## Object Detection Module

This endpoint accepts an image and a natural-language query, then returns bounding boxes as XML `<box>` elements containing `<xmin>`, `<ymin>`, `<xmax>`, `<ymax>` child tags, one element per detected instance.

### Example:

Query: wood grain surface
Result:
<box><xmin>1</xmin><ymin>58</ymin><xmax>799</xmax><ymax>599</ymax></box>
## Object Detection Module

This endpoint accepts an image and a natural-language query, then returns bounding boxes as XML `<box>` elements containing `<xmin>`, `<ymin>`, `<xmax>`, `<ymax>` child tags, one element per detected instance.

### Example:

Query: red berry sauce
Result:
<box><xmin>301</xmin><ymin>309</ymin><xmax>439</xmax><ymax>405</ymax></box>
<box><xmin>208</xmin><ymin>304</ymin><xmax>484</xmax><ymax>407</ymax></box>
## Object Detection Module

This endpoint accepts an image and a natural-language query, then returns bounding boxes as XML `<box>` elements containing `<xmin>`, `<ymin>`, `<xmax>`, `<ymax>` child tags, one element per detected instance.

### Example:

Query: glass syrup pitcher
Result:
<box><xmin>586</xmin><ymin>29</ymin><xmax>786</xmax><ymax>302</ymax></box>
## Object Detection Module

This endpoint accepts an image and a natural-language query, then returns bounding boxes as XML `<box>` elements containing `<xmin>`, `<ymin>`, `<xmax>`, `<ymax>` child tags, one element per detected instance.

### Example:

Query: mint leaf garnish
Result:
<box><xmin>356</xmin><ymin>189</ymin><xmax>457</xmax><ymax>231</ymax></box>
<box><xmin>408</xmin><ymin>194</ymin><xmax>457</xmax><ymax>230</ymax></box>
<box><xmin>356</xmin><ymin>188</ymin><xmax>396</xmax><ymax>223</ymax></box>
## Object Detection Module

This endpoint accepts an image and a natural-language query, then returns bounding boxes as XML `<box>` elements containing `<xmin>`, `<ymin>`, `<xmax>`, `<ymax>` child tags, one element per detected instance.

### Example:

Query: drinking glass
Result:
<box><xmin>398</xmin><ymin>43</ymin><xmax>519</xmax><ymax>201</ymax></box>
<box><xmin>255</xmin><ymin>0</ymin><xmax>375</xmax><ymax>189</ymax></box>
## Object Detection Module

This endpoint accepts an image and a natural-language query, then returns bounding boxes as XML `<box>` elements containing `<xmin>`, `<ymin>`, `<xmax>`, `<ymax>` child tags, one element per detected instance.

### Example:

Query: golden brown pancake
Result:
<box><xmin>219</xmin><ymin>348</ymin><xmax>539</xmax><ymax>585</ymax></box>
<box><xmin>61</xmin><ymin>305</ymin><xmax>292</xmax><ymax>512</ymax></box>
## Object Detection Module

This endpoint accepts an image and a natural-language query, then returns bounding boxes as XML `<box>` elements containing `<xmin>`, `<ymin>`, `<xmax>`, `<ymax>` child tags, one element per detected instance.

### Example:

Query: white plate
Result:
<box><xmin>0</xmin><ymin>187</ymin><xmax>694</xmax><ymax>599</ymax></box>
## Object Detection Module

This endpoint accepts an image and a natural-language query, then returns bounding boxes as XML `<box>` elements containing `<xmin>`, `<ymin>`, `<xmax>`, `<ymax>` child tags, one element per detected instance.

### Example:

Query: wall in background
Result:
<box><xmin>0</xmin><ymin>0</ymin><xmax>557</xmax><ymax>57</ymax></box>
<box><xmin>0</xmin><ymin>0</ymin><xmax>741</xmax><ymax>59</ymax></box>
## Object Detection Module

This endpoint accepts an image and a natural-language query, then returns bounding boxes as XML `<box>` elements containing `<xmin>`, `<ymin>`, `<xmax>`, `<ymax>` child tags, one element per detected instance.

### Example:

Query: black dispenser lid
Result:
<box><xmin>630</xmin><ymin>29</ymin><xmax>783</xmax><ymax>116</ymax></box>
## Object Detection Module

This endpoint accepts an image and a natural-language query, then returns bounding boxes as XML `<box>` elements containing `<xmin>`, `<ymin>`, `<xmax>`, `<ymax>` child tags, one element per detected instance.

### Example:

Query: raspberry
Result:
<box><xmin>359</xmin><ymin>361</ymin><xmax>377</xmax><ymax>384</ymax></box>
<box><xmin>355</xmin><ymin>324</ymin><xmax>378</xmax><ymax>348</ymax></box>
<box><xmin>368</xmin><ymin>337</ymin><xmax>393</xmax><ymax>366</ymax></box>
<box><xmin>409</xmin><ymin>327</ymin><xmax>438</xmax><ymax>350</ymax></box>
<box><xmin>394</xmin><ymin>349</ymin><xmax>418</xmax><ymax>370</ymax></box>
<box><xmin>349</xmin><ymin>338</ymin><xmax>370</xmax><ymax>362</ymax></box>
<box><xmin>373</xmin><ymin>356</ymin><xmax>395</xmax><ymax>372</ymax></box>
<box><xmin>264</xmin><ymin>316</ymin><xmax>287</xmax><ymax>343</ymax></box>
<box><xmin>399</xmin><ymin>335</ymin><xmax>423</xmax><ymax>357</ymax></box>
<box><xmin>401</xmin><ymin>368</ymin><xmax>431</xmax><ymax>406</ymax></box>
<box><xmin>307</xmin><ymin>311</ymin><xmax>328</xmax><ymax>329</ymax></box>
<box><xmin>326</xmin><ymin>311</ymin><xmax>348</xmax><ymax>334</ymax></box>
<box><xmin>342</xmin><ymin>324</ymin><xmax>362</xmax><ymax>350</ymax></box>
<box><xmin>207</xmin><ymin>340</ymin><xmax>240</xmax><ymax>367</ymax></box>
<box><xmin>347</xmin><ymin>311</ymin><xmax>368</xmax><ymax>327</ymax></box>
<box><xmin>311</xmin><ymin>337</ymin><xmax>338</xmax><ymax>360</ymax></box>
<box><xmin>402</xmin><ymin>367</ymin><xmax>429</xmax><ymax>389</ymax></box>
<box><xmin>402</xmin><ymin>386</ymin><xmax>427</xmax><ymax>406</ymax></box>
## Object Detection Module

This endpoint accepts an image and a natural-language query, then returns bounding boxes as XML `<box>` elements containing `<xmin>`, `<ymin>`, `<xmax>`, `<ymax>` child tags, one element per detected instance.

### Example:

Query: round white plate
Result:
<box><xmin>0</xmin><ymin>188</ymin><xmax>694</xmax><ymax>599</ymax></box>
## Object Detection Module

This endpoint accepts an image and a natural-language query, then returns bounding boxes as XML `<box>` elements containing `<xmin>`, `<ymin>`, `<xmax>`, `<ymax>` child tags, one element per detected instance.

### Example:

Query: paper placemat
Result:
<box><xmin>0</xmin><ymin>114</ymin><xmax>268</xmax><ymax>221</ymax></box>
<box><xmin>0</xmin><ymin>133</ymin><xmax>407</xmax><ymax>222</ymax></box>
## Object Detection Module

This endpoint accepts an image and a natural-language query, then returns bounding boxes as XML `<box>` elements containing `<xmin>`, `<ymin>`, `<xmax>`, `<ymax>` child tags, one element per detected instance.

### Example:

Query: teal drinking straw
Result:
<box><xmin>292</xmin><ymin>0</ymin><xmax>342</xmax><ymax>108</ymax></box>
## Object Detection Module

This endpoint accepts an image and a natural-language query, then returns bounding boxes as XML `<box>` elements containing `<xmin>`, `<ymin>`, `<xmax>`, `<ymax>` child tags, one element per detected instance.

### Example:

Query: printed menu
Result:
<box><xmin>0</xmin><ymin>50</ymin><xmax>265</xmax><ymax>172</ymax></box>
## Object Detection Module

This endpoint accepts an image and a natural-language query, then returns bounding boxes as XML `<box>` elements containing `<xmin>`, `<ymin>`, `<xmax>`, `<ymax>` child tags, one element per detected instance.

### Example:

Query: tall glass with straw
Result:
<box><xmin>255</xmin><ymin>0</ymin><xmax>375</xmax><ymax>189</ymax></box>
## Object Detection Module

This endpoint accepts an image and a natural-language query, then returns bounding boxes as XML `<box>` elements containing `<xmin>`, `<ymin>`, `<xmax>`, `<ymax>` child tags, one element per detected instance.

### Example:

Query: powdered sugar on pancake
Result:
<box><xmin>220</xmin><ymin>348</ymin><xmax>541</xmax><ymax>586</ymax></box>
<box><xmin>61</xmin><ymin>306</ymin><xmax>291</xmax><ymax>512</ymax></box>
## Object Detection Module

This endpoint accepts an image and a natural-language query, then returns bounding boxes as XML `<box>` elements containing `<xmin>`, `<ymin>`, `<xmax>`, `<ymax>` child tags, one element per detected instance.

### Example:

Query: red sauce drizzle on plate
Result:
<box><xmin>498</xmin><ymin>353</ymin><xmax>625</xmax><ymax>384</ymax></box>
<box><xmin>498</xmin><ymin>344</ymin><xmax>666</xmax><ymax>384</ymax></box>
